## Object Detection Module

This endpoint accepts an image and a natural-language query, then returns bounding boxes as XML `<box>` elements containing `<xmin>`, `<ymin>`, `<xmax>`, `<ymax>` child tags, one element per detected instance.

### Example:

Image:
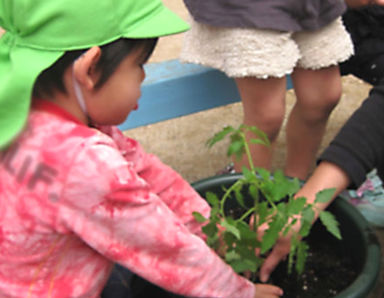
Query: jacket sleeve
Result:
<box><xmin>100</xmin><ymin>126</ymin><xmax>211</xmax><ymax>238</ymax></box>
<box><xmin>58</xmin><ymin>140</ymin><xmax>255</xmax><ymax>298</ymax></box>
<box><xmin>319</xmin><ymin>85</ymin><xmax>384</xmax><ymax>188</ymax></box>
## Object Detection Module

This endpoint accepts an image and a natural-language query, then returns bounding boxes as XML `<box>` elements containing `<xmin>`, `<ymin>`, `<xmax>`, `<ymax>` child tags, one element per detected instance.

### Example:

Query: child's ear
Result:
<box><xmin>73</xmin><ymin>46</ymin><xmax>101</xmax><ymax>90</ymax></box>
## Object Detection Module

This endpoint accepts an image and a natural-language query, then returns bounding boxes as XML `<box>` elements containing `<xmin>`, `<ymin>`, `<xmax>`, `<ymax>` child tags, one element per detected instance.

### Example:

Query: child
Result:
<box><xmin>0</xmin><ymin>0</ymin><xmax>283</xmax><ymax>297</ymax></box>
<box><xmin>180</xmin><ymin>0</ymin><xmax>354</xmax><ymax>180</ymax></box>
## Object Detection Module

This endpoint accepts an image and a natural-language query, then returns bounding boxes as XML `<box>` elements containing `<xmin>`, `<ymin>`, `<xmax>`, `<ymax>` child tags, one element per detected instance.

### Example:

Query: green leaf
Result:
<box><xmin>287</xmin><ymin>197</ymin><xmax>307</xmax><ymax>215</ymax></box>
<box><xmin>319</xmin><ymin>211</ymin><xmax>342</xmax><ymax>240</ymax></box>
<box><xmin>260</xmin><ymin>179</ymin><xmax>282</xmax><ymax>203</ymax></box>
<box><xmin>235</xmin><ymin>244</ymin><xmax>259</xmax><ymax>262</ymax></box>
<box><xmin>255</xmin><ymin>167</ymin><xmax>270</xmax><ymax>181</ymax></box>
<box><xmin>236</xmin><ymin>221</ymin><xmax>259</xmax><ymax>246</ymax></box>
<box><xmin>285</xmin><ymin>177</ymin><xmax>301</xmax><ymax>197</ymax></box>
<box><xmin>206</xmin><ymin>126</ymin><xmax>235</xmax><ymax>147</ymax></box>
<box><xmin>295</xmin><ymin>241</ymin><xmax>309</xmax><ymax>275</ymax></box>
<box><xmin>261</xmin><ymin>215</ymin><xmax>286</xmax><ymax>253</ymax></box>
<box><xmin>234</xmin><ymin>188</ymin><xmax>246</xmax><ymax>209</ymax></box>
<box><xmin>249</xmin><ymin>138</ymin><xmax>269</xmax><ymax>146</ymax></box>
<box><xmin>299</xmin><ymin>220</ymin><xmax>312</xmax><ymax>238</ymax></box>
<box><xmin>282</xmin><ymin>218</ymin><xmax>298</xmax><ymax>237</ymax></box>
<box><xmin>255</xmin><ymin>201</ymin><xmax>269</xmax><ymax>226</ymax></box>
<box><xmin>206</xmin><ymin>234</ymin><xmax>220</xmax><ymax>249</ymax></box>
<box><xmin>192</xmin><ymin>212</ymin><xmax>207</xmax><ymax>223</ymax></box>
<box><xmin>223</xmin><ymin>231</ymin><xmax>237</xmax><ymax>248</ymax></box>
<box><xmin>248</xmin><ymin>184</ymin><xmax>259</xmax><ymax>201</ymax></box>
<box><xmin>287</xmin><ymin>237</ymin><xmax>298</xmax><ymax>275</ymax></box>
<box><xmin>267</xmin><ymin>171</ymin><xmax>300</xmax><ymax>202</ymax></box>
<box><xmin>202</xmin><ymin>222</ymin><xmax>218</xmax><ymax>238</ymax></box>
<box><xmin>221</xmin><ymin>218</ymin><xmax>241</xmax><ymax>239</ymax></box>
<box><xmin>273</xmin><ymin>169</ymin><xmax>285</xmax><ymax>181</ymax></box>
<box><xmin>301</xmin><ymin>205</ymin><xmax>315</xmax><ymax>223</ymax></box>
<box><xmin>258</xmin><ymin>179</ymin><xmax>274</xmax><ymax>200</ymax></box>
<box><xmin>242</xmin><ymin>166</ymin><xmax>256</xmax><ymax>182</ymax></box>
<box><xmin>205</xmin><ymin>192</ymin><xmax>220</xmax><ymax>208</ymax></box>
<box><xmin>227</xmin><ymin>140</ymin><xmax>244</xmax><ymax>159</ymax></box>
<box><xmin>230</xmin><ymin>259</ymin><xmax>258</xmax><ymax>273</ymax></box>
<box><xmin>247</xmin><ymin>125</ymin><xmax>271</xmax><ymax>147</ymax></box>
<box><xmin>314</xmin><ymin>188</ymin><xmax>336</xmax><ymax>204</ymax></box>
<box><xmin>225</xmin><ymin>250</ymin><xmax>240</xmax><ymax>262</ymax></box>
<box><xmin>299</xmin><ymin>206</ymin><xmax>315</xmax><ymax>237</ymax></box>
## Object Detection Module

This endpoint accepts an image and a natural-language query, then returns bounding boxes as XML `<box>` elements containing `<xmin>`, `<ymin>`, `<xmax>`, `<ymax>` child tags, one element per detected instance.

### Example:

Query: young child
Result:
<box><xmin>180</xmin><ymin>0</ymin><xmax>354</xmax><ymax>180</ymax></box>
<box><xmin>0</xmin><ymin>0</ymin><xmax>283</xmax><ymax>297</ymax></box>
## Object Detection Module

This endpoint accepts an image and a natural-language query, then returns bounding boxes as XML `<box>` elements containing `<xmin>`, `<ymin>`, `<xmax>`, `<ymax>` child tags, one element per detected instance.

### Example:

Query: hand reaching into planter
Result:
<box><xmin>258</xmin><ymin>224</ymin><xmax>298</xmax><ymax>283</ymax></box>
<box><xmin>259</xmin><ymin>162</ymin><xmax>350</xmax><ymax>282</ymax></box>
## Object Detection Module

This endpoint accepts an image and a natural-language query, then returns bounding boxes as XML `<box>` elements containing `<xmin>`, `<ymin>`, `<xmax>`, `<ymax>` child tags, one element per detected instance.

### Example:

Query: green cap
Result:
<box><xmin>0</xmin><ymin>0</ymin><xmax>189</xmax><ymax>149</ymax></box>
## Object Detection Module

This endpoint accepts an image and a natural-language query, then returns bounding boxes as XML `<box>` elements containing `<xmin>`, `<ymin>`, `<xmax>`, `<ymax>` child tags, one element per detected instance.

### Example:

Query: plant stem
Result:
<box><xmin>238</xmin><ymin>206</ymin><xmax>256</xmax><ymax>222</ymax></box>
<box><xmin>241</xmin><ymin>131</ymin><xmax>256</xmax><ymax>173</ymax></box>
<box><xmin>220</xmin><ymin>180</ymin><xmax>243</xmax><ymax>218</ymax></box>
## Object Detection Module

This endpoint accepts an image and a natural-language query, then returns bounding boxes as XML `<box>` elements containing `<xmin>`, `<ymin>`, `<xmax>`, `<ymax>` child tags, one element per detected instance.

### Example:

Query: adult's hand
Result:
<box><xmin>259</xmin><ymin>233</ymin><xmax>292</xmax><ymax>283</ymax></box>
<box><xmin>259</xmin><ymin>162</ymin><xmax>350</xmax><ymax>282</ymax></box>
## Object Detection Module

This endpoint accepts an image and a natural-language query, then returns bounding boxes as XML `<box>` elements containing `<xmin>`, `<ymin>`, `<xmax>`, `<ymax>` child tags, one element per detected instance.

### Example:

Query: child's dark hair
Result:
<box><xmin>32</xmin><ymin>38</ymin><xmax>158</xmax><ymax>98</ymax></box>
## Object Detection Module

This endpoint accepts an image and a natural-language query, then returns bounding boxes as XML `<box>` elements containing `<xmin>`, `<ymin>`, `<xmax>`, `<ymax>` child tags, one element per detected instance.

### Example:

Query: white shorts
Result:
<box><xmin>180</xmin><ymin>17</ymin><xmax>354</xmax><ymax>78</ymax></box>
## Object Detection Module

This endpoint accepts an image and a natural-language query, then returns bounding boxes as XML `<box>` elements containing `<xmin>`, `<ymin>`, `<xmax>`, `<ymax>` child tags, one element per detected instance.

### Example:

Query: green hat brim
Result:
<box><xmin>122</xmin><ymin>5</ymin><xmax>189</xmax><ymax>38</ymax></box>
<box><xmin>0</xmin><ymin>2</ymin><xmax>189</xmax><ymax>149</ymax></box>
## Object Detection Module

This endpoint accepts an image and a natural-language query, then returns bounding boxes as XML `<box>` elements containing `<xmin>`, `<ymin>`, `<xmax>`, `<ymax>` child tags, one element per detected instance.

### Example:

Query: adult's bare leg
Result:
<box><xmin>234</xmin><ymin>76</ymin><xmax>287</xmax><ymax>172</ymax></box>
<box><xmin>284</xmin><ymin>66</ymin><xmax>342</xmax><ymax>180</ymax></box>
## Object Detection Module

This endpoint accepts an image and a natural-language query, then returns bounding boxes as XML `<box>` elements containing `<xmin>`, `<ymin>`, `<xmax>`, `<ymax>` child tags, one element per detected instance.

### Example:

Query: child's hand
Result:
<box><xmin>254</xmin><ymin>283</ymin><xmax>283</xmax><ymax>298</ymax></box>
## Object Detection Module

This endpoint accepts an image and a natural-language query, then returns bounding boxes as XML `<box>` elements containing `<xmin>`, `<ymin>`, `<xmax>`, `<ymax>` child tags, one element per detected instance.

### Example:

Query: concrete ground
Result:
<box><xmin>126</xmin><ymin>1</ymin><xmax>384</xmax><ymax>296</ymax></box>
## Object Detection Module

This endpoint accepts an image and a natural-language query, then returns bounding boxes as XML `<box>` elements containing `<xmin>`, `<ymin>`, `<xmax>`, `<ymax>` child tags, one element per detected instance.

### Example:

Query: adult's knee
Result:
<box><xmin>322</xmin><ymin>83</ymin><xmax>342</xmax><ymax>112</ymax></box>
<box><xmin>297</xmin><ymin>84</ymin><xmax>342</xmax><ymax>123</ymax></box>
<box><xmin>244</xmin><ymin>108</ymin><xmax>285</xmax><ymax>140</ymax></box>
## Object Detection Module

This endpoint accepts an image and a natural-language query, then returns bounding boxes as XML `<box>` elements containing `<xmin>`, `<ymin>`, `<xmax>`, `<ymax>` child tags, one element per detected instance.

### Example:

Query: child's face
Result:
<box><xmin>87</xmin><ymin>47</ymin><xmax>147</xmax><ymax>126</ymax></box>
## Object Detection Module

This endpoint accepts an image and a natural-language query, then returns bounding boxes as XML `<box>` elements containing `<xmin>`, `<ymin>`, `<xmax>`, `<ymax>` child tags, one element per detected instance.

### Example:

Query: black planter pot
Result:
<box><xmin>132</xmin><ymin>173</ymin><xmax>382</xmax><ymax>298</ymax></box>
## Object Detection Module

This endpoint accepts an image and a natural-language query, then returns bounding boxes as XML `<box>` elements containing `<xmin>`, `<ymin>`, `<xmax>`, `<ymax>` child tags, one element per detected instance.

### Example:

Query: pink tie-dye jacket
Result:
<box><xmin>0</xmin><ymin>101</ymin><xmax>254</xmax><ymax>298</ymax></box>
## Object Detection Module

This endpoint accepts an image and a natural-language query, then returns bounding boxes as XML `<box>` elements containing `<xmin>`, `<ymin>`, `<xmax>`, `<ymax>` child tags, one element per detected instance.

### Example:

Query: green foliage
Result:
<box><xmin>194</xmin><ymin>125</ymin><xmax>342</xmax><ymax>277</ymax></box>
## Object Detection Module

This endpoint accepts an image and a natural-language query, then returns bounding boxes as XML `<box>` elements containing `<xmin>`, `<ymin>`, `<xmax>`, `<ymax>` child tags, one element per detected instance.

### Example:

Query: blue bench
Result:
<box><xmin>118</xmin><ymin>59</ymin><xmax>293</xmax><ymax>130</ymax></box>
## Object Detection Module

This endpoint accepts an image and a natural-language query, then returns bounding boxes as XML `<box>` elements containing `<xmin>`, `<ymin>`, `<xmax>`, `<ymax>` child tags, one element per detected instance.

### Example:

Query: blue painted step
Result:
<box><xmin>119</xmin><ymin>59</ymin><xmax>293</xmax><ymax>130</ymax></box>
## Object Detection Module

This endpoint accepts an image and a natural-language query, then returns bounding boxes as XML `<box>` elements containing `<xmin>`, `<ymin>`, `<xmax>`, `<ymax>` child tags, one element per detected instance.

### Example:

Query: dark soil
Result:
<box><xmin>268</xmin><ymin>221</ymin><xmax>359</xmax><ymax>298</ymax></box>
<box><xmin>226</xmin><ymin>192</ymin><xmax>360</xmax><ymax>297</ymax></box>
<box><xmin>131</xmin><ymin>191</ymin><xmax>360</xmax><ymax>298</ymax></box>
<box><xmin>131</xmin><ymin>220</ymin><xmax>359</xmax><ymax>298</ymax></box>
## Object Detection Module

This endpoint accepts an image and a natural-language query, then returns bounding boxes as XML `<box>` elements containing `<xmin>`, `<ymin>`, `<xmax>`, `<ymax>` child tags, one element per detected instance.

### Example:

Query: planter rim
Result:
<box><xmin>191</xmin><ymin>173</ymin><xmax>382</xmax><ymax>298</ymax></box>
